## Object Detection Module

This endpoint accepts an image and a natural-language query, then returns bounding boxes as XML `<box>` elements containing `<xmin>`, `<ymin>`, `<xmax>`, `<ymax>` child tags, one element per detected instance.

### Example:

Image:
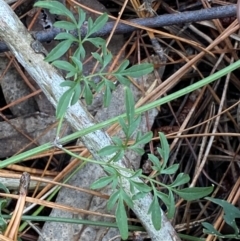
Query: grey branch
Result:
<box><xmin>0</xmin><ymin>4</ymin><xmax>237</xmax><ymax>53</ymax></box>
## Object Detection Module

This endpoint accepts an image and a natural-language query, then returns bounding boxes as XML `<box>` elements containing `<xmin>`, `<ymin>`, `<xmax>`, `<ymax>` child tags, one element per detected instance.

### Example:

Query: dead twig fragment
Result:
<box><xmin>4</xmin><ymin>172</ymin><xmax>30</xmax><ymax>240</ymax></box>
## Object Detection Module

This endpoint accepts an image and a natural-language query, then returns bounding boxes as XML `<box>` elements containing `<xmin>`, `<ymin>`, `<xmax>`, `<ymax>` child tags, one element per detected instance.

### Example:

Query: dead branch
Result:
<box><xmin>0</xmin><ymin>4</ymin><xmax>237</xmax><ymax>53</ymax></box>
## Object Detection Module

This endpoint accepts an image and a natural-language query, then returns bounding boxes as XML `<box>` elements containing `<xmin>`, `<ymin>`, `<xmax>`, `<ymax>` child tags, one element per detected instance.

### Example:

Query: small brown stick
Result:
<box><xmin>237</xmin><ymin>0</ymin><xmax>240</xmax><ymax>24</ymax></box>
<box><xmin>4</xmin><ymin>172</ymin><xmax>30</xmax><ymax>240</ymax></box>
<box><xmin>0</xmin><ymin>234</ymin><xmax>14</xmax><ymax>241</ymax></box>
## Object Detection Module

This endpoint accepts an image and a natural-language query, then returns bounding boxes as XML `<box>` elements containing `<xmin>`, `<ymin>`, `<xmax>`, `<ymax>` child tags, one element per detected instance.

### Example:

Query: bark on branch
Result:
<box><xmin>0</xmin><ymin>1</ymin><xmax>181</xmax><ymax>240</ymax></box>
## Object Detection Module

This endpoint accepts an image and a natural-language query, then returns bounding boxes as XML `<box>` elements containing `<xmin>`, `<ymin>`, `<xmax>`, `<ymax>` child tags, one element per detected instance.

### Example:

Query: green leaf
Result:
<box><xmin>90</xmin><ymin>176</ymin><xmax>114</xmax><ymax>189</ymax></box>
<box><xmin>132</xmin><ymin>192</ymin><xmax>147</xmax><ymax>200</ymax></box>
<box><xmin>116</xmin><ymin>196</ymin><xmax>129</xmax><ymax>240</ymax></box>
<box><xmin>54</xmin><ymin>21</ymin><xmax>77</xmax><ymax>31</ymax></box>
<box><xmin>129</xmin><ymin>147</ymin><xmax>144</xmax><ymax>155</ymax></box>
<box><xmin>71</xmin><ymin>56</ymin><xmax>83</xmax><ymax>73</ymax></box>
<box><xmin>99</xmin><ymin>145</ymin><xmax>122</xmax><ymax>156</ymax></box>
<box><xmin>77</xmin><ymin>8</ymin><xmax>86</xmax><ymax>29</ymax></box>
<box><xmin>107</xmin><ymin>190</ymin><xmax>120</xmax><ymax>210</ymax></box>
<box><xmin>65</xmin><ymin>71</ymin><xmax>76</xmax><ymax>79</ymax></box>
<box><xmin>125</xmin><ymin>87</ymin><xmax>135</xmax><ymax>124</ymax></box>
<box><xmin>206</xmin><ymin>197</ymin><xmax>240</xmax><ymax>217</ymax></box>
<box><xmin>73</xmin><ymin>45</ymin><xmax>84</xmax><ymax>60</ymax></box>
<box><xmin>111</xmin><ymin>150</ymin><xmax>125</xmax><ymax>162</ymax></box>
<box><xmin>130</xmin><ymin>180</ymin><xmax>152</xmax><ymax>193</ymax></box>
<box><xmin>202</xmin><ymin>222</ymin><xmax>223</xmax><ymax>236</ymax></box>
<box><xmin>0</xmin><ymin>199</ymin><xmax>7</xmax><ymax>210</ymax></box>
<box><xmin>87</xmin><ymin>37</ymin><xmax>106</xmax><ymax>48</ymax></box>
<box><xmin>52</xmin><ymin>60</ymin><xmax>76</xmax><ymax>72</ymax></box>
<box><xmin>73</xmin><ymin>44</ymin><xmax>86</xmax><ymax>60</ymax></box>
<box><xmin>148</xmin><ymin>195</ymin><xmax>161</xmax><ymax>230</ymax></box>
<box><xmin>120</xmin><ymin>189</ymin><xmax>133</xmax><ymax>208</ymax></box>
<box><xmin>103</xmin><ymin>84</ymin><xmax>112</xmax><ymax>107</ymax></box>
<box><xmin>71</xmin><ymin>84</ymin><xmax>81</xmax><ymax>105</ymax></box>
<box><xmin>54</xmin><ymin>32</ymin><xmax>77</xmax><ymax>41</ymax></box>
<box><xmin>104</xmin><ymin>78</ymin><xmax>116</xmax><ymax>90</ymax></box>
<box><xmin>45</xmin><ymin>40</ymin><xmax>72</xmax><ymax>62</ymax></box>
<box><xmin>148</xmin><ymin>154</ymin><xmax>161</xmax><ymax>170</ymax></box>
<box><xmin>0</xmin><ymin>183</ymin><xmax>10</xmax><ymax>205</ymax></box>
<box><xmin>130</xmin><ymin>169</ymin><xmax>142</xmax><ymax>178</ymax></box>
<box><xmin>156</xmin><ymin>191</ymin><xmax>170</xmax><ymax>207</ymax></box>
<box><xmin>103</xmin><ymin>166</ymin><xmax>118</xmax><ymax>176</ymax></box>
<box><xmin>161</xmin><ymin>164</ymin><xmax>179</xmax><ymax>175</ymax></box>
<box><xmin>114</xmin><ymin>75</ymin><xmax>130</xmax><ymax>86</ymax></box>
<box><xmin>175</xmin><ymin>186</ymin><xmax>213</xmax><ymax>201</ymax></box>
<box><xmin>0</xmin><ymin>200</ymin><xmax>7</xmax><ymax>232</ymax></box>
<box><xmin>87</xmin><ymin>13</ymin><xmax>108</xmax><ymax>36</ymax></box>
<box><xmin>92</xmin><ymin>52</ymin><xmax>103</xmax><ymax>64</ymax></box>
<box><xmin>112</xmin><ymin>136</ymin><xmax>123</xmax><ymax>146</ymax></box>
<box><xmin>133</xmin><ymin>131</ymin><xmax>142</xmax><ymax>145</ymax></box>
<box><xmin>127</xmin><ymin>116</ymin><xmax>141</xmax><ymax>137</ymax></box>
<box><xmin>0</xmin><ymin>183</ymin><xmax>10</xmax><ymax>232</ymax></box>
<box><xmin>205</xmin><ymin>197</ymin><xmax>240</xmax><ymax>234</ymax></box>
<box><xmin>170</xmin><ymin>173</ymin><xmax>190</xmax><ymax>187</ymax></box>
<box><xmin>156</xmin><ymin>189</ymin><xmax>176</xmax><ymax>220</ymax></box>
<box><xmin>120</xmin><ymin>63</ymin><xmax>153</xmax><ymax>77</ymax></box>
<box><xmin>118</xmin><ymin>117</ymin><xmax>128</xmax><ymax>136</ymax></box>
<box><xmin>178</xmin><ymin>234</ymin><xmax>206</xmax><ymax>241</ymax></box>
<box><xmin>129</xmin><ymin>181</ymin><xmax>135</xmax><ymax>193</ymax></box>
<box><xmin>167</xmin><ymin>190</ymin><xmax>175</xmax><ymax>219</ymax></box>
<box><xmin>83</xmin><ymin>81</ymin><xmax>93</xmax><ymax>105</ymax></box>
<box><xmin>34</xmin><ymin>1</ymin><xmax>76</xmax><ymax>24</ymax></box>
<box><xmin>87</xmin><ymin>18</ymin><xmax>93</xmax><ymax>34</ymax></box>
<box><xmin>158</xmin><ymin>132</ymin><xmax>170</xmax><ymax>168</ymax></box>
<box><xmin>60</xmin><ymin>81</ymin><xmax>75</xmax><ymax>88</ymax></box>
<box><xmin>102</xmin><ymin>51</ymin><xmax>113</xmax><ymax>69</ymax></box>
<box><xmin>116</xmin><ymin>60</ymin><xmax>129</xmax><ymax>72</ymax></box>
<box><xmin>135</xmin><ymin>132</ymin><xmax>153</xmax><ymax>146</ymax></box>
<box><xmin>129</xmin><ymin>179</ymin><xmax>136</xmax><ymax>194</ymax></box>
<box><xmin>112</xmin><ymin>177</ymin><xmax>119</xmax><ymax>190</ymax></box>
<box><xmin>56</xmin><ymin>89</ymin><xmax>74</xmax><ymax>118</ymax></box>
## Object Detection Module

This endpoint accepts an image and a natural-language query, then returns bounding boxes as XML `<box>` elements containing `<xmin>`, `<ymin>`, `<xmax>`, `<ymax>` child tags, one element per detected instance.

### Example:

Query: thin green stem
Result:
<box><xmin>3</xmin><ymin>215</ymin><xmax>144</xmax><ymax>231</ymax></box>
<box><xmin>19</xmin><ymin>160</ymin><xmax>87</xmax><ymax>231</ymax></box>
<box><xmin>140</xmin><ymin>173</ymin><xmax>170</xmax><ymax>189</ymax></box>
<box><xmin>1</xmin><ymin>60</ymin><xmax>240</xmax><ymax>168</ymax></box>
<box><xmin>56</xmin><ymin>115</ymin><xmax>64</xmax><ymax>138</ymax></box>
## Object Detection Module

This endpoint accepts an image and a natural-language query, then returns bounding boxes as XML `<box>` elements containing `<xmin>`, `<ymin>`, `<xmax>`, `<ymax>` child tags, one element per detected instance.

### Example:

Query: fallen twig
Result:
<box><xmin>0</xmin><ymin>4</ymin><xmax>237</xmax><ymax>53</ymax></box>
<box><xmin>4</xmin><ymin>172</ymin><xmax>30</xmax><ymax>240</ymax></box>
